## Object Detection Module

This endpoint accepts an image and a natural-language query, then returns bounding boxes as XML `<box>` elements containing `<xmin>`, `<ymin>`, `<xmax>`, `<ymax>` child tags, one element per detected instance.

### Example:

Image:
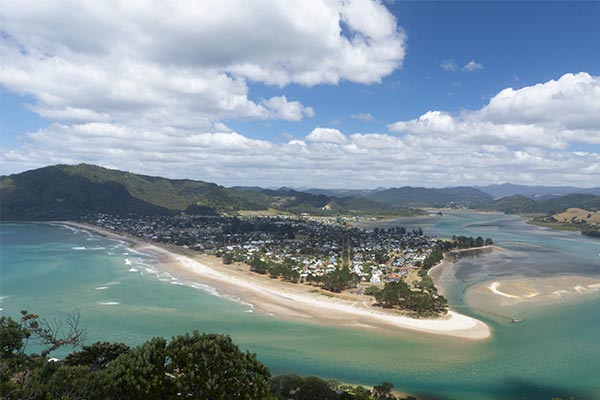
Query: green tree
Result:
<box><xmin>352</xmin><ymin>385</ymin><xmax>372</xmax><ymax>400</ymax></box>
<box><xmin>322</xmin><ymin>268</ymin><xmax>349</xmax><ymax>292</ymax></box>
<box><xmin>222</xmin><ymin>252</ymin><xmax>234</xmax><ymax>265</ymax></box>
<box><xmin>166</xmin><ymin>331</ymin><xmax>271</xmax><ymax>399</ymax></box>
<box><xmin>270</xmin><ymin>374</ymin><xmax>304</xmax><ymax>399</ymax></box>
<box><xmin>64</xmin><ymin>341</ymin><xmax>130</xmax><ymax>371</ymax></box>
<box><xmin>0</xmin><ymin>315</ymin><xmax>30</xmax><ymax>357</ymax></box>
<box><xmin>364</xmin><ymin>285</ymin><xmax>381</xmax><ymax>297</ymax></box>
<box><xmin>103</xmin><ymin>337</ymin><xmax>169</xmax><ymax>399</ymax></box>
<box><xmin>249</xmin><ymin>253</ymin><xmax>269</xmax><ymax>274</ymax></box>
<box><xmin>373</xmin><ymin>381</ymin><xmax>396</xmax><ymax>400</ymax></box>
<box><xmin>376</xmin><ymin>281</ymin><xmax>410</xmax><ymax>308</ymax></box>
<box><xmin>474</xmin><ymin>236</ymin><xmax>484</xmax><ymax>247</ymax></box>
<box><xmin>296</xmin><ymin>376</ymin><xmax>338</xmax><ymax>400</ymax></box>
<box><xmin>20</xmin><ymin>309</ymin><xmax>87</xmax><ymax>357</ymax></box>
<box><xmin>43</xmin><ymin>364</ymin><xmax>98</xmax><ymax>400</ymax></box>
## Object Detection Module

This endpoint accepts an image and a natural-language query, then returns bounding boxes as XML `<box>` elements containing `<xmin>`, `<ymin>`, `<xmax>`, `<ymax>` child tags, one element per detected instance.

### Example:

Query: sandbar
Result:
<box><xmin>466</xmin><ymin>275</ymin><xmax>600</xmax><ymax>311</ymax></box>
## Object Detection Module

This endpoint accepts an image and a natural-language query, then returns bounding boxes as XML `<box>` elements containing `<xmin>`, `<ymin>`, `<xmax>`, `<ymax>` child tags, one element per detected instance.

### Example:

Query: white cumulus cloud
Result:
<box><xmin>389</xmin><ymin>73</ymin><xmax>600</xmax><ymax>150</ymax></box>
<box><xmin>0</xmin><ymin>0</ymin><xmax>405</xmax><ymax>132</ymax></box>
<box><xmin>306</xmin><ymin>128</ymin><xmax>348</xmax><ymax>144</ymax></box>
<box><xmin>2</xmin><ymin>112</ymin><xmax>598</xmax><ymax>188</ymax></box>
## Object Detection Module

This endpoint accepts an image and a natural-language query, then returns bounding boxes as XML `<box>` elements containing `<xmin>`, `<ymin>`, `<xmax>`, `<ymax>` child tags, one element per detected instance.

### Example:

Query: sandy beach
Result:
<box><xmin>427</xmin><ymin>246</ymin><xmax>495</xmax><ymax>296</ymax></box>
<box><xmin>57</xmin><ymin>222</ymin><xmax>491</xmax><ymax>340</ymax></box>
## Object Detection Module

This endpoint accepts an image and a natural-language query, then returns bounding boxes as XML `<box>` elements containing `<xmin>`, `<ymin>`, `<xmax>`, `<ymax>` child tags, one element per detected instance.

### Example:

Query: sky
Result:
<box><xmin>1</xmin><ymin>0</ymin><xmax>599</xmax><ymax>189</ymax></box>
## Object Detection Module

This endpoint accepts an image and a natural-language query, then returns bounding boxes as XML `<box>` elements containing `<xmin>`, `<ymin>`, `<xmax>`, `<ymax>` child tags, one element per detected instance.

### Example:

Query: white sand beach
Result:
<box><xmin>59</xmin><ymin>222</ymin><xmax>491</xmax><ymax>340</ymax></box>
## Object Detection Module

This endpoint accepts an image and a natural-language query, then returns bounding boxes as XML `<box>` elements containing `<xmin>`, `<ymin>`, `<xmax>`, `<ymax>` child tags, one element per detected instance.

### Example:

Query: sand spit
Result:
<box><xmin>57</xmin><ymin>221</ymin><xmax>491</xmax><ymax>340</ymax></box>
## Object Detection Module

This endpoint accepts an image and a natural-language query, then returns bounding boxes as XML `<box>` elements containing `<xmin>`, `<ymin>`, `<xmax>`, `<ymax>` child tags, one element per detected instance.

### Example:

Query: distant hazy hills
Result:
<box><xmin>304</xmin><ymin>183</ymin><xmax>600</xmax><ymax>201</ymax></box>
<box><xmin>367</xmin><ymin>186</ymin><xmax>493</xmax><ymax>208</ymax></box>
<box><xmin>1</xmin><ymin>164</ymin><xmax>598</xmax><ymax>221</ymax></box>
<box><xmin>477</xmin><ymin>194</ymin><xmax>600</xmax><ymax>214</ymax></box>
<box><xmin>474</xmin><ymin>183</ymin><xmax>600</xmax><ymax>200</ymax></box>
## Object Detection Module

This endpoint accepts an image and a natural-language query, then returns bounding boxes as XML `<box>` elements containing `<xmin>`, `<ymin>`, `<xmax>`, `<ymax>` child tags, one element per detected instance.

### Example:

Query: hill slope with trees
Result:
<box><xmin>366</xmin><ymin>186</ymin><xmax>493</xmax><ymax>208</ymax></box>
<box><xmin>1</xmin><ymin>310</ymin><xmax>413</xmax><ymax>400</ymax></box>
<box><xmin>0</xmin><ymin>164</ymin><xmax>263</xmax><ymax>220</ymax></box>
<box><xmin>0</xmin><ymin>164</ymin><xmax>417</xmax><ymax>221</ymax></box>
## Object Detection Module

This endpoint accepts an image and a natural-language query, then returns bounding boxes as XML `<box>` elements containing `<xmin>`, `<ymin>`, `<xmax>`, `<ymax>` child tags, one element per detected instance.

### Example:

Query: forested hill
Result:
<box><xmin>475</xmin><ymin>183</ymin><xmax>600</xmax><ymax>200</ymax></box>
<box><xmin>0</xmin><ymin>164</ymin><xmax>262</xmax><ymax>220</ymax></box>
<box><xmin>232</xmin><ymin>186</ymin><xmax>411</xmax><ymax>216</ymax></box>
<box><xmin>366</xmin><ymin>186</ymin><xmax>494</xmax><ymax>208</ymax></box>
<box><xmin>481</xmin><ymin>193</ymin><xmax>600</xmax><ymax>214</ymax></box>
<box><xmin>0</xmin><ymin>164</ymin><xmax>413</xmax><ymax>221</ymax></box>
<box><xmin>3</xmin><ymin>164</ymin><xmax>597</xmax><ymax>221</ymax></box>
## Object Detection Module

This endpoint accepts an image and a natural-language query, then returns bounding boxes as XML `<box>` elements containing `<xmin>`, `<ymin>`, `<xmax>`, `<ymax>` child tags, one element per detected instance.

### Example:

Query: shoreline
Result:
<box><xmin>466</xmin><ymin>275</ymin><xmax>600</xmax><ymax>311</ymax></box>
<box><xmin>56</xmin><ymin>221</ymin><xmax>491</xmax><ymax>340</ymax></box>
<box><xmin>428</xmin><ymin>245</ymin><xmax>496</xmax><ymax>296</ymax></box>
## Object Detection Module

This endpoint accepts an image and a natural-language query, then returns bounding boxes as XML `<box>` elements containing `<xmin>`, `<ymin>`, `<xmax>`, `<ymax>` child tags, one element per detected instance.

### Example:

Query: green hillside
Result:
<box><xmin>367</xmin><ymin>186</ymin><xmax>493</xmax><ymax>207</ymax></box>
<box><xmin>0</xmin><ymin>164</ymin><xmax>418</xmax><ymax>221</ymax></box>
<box><xmin>480</xmin><ymin>193</ymin><xmax>600</xmax><ymax>214</ymax></box>
<box><xmin>539</xmin><ymin>194</ymin><xmax>600</xmax><ymax>214</ymax></box>
<box><xmin>234</xmin><ymin>187</ymin><xmax>416</xmax><ymax>216</ymax></box>
<box><xmin>0</xmin><ymin>164</ymin><xmax>262</xmax><ymax>220</ymax></box>
<box><xmin>480</xmin><ymin>194</ymin><xmax>539</xmax><ymax>213</ymax></box>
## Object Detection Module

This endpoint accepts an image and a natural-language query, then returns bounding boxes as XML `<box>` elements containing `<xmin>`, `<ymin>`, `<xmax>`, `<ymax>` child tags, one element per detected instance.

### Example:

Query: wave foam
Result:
<box><xmin>189</xmin><ymin>282</ymin><xmax>221</xmax><ymax>297</ymax></box>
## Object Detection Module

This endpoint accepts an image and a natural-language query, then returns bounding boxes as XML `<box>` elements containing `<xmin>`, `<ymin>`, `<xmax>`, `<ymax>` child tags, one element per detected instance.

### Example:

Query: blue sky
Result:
<box><xmin>1</xmin><ymin>1</ymin><xmax>599</xmax><ymax>187</ymax></box>
<box><xmin>230</xmin><ymin>1</ymin><xmax>600</xmax><ymax>143</ymax></box>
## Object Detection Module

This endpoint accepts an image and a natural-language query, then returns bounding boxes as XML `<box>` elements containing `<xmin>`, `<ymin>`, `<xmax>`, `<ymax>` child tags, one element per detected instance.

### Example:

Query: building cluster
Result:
<box><xmin>83</xmin><ymin>213</ymin><xmax>440</xmax><ymax>285</ymax></box>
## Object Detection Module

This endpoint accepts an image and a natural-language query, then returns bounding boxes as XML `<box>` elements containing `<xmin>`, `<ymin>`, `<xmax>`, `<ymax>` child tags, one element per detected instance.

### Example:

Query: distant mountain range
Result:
<box><xmin>366</xmin><ymin>186</ymin><xmax>493</xmax><ymax>208</ymax></box>
<box><xmin>301</xmin><ymin>183</ymin><xmax>600</xmax><ymax>201</ymax></box>
<box><xmin>300</xmin><ymin>188</ymin><xmax>382</xmax><ymax>198</ymax></box>
<box><xmin>474</xmin><ymin>183</ymin><xmax>600</xmax><ymax>200</ymax></box>
<box><xmin>1</xmin><ymin>164</ymin><xmax>599</xmax><ymax>221</ymax></box>
<box><xmin>481</xmin><ymin>194</ymin><xmax>600</xmax><ymax>214</ymax></box>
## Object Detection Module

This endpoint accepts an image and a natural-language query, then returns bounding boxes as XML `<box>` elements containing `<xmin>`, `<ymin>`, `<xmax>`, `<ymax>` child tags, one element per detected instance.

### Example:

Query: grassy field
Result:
<box><xmin>553</xmin><ymin>208</ymin><xmax>600</xmax><ymax>224</ymax></box>
<box><xmin>527</xmin><ymin>208</ymin><xmax>600</xmax><ymax>232</ymax></box>
<box><xmin>236</xmin><ymin>208</ymin><xmax>293</xmax><ymax>217</ymax></box>
<box><xmin>527</xmin><ymin>220</ymin><xmax>581</xmax><ymax>231</ymax></box>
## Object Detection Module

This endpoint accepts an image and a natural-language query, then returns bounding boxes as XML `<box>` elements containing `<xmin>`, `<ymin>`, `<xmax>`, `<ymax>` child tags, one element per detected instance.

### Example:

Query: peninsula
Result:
<box><xmin>61</xmin><ymin>213</ymin><xmax>493</xmax><ymax>340</ymax></box>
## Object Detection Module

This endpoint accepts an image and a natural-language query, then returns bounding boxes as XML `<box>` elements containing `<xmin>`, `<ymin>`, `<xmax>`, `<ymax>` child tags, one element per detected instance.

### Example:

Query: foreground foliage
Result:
<box><xmin>1</xmin><ymin>312</ymin><xmax>415</xmax><ymax>400</ymax></box>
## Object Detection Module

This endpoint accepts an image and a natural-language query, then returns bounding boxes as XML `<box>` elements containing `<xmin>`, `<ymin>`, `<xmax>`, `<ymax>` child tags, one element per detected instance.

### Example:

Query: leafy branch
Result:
<box><xmin>20</xmin><ymin>309</ymin><xmax>87</xmax><ymax>357</ymax></box>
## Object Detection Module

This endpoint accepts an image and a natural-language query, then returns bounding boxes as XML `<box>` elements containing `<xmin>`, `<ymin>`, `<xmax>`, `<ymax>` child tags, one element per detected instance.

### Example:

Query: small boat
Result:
<box><xmin>511</xmin><ymin>318</ymin><xmax>524</xmax><ymax>324</ymax></box>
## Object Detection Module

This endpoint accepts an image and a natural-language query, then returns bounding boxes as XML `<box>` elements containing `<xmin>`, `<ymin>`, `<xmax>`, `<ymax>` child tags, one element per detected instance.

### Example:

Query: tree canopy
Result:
<box><xmin>1</xmin><ymin>311</ymin><xmax>417</xmax><ymax>400</ymax></box>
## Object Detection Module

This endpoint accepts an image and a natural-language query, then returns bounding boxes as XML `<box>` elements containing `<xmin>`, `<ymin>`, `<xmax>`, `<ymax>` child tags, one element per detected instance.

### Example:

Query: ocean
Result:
<box><xmin>1</xmin><ymin>212</ymin><xmax>600</xmax><ymax>399</ymax></box>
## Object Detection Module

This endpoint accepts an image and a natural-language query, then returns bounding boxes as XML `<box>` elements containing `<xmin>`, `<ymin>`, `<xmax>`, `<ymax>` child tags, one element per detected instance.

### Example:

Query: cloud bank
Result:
<box><xmin>2</xmin><ymin>72</ymin><xmax>598</xmax><ymax>188</ymax></box>
<box><xmin>0</xmin><ymin>2</ymin><xmax>598</xmax><ymax>188</ymax></box>
<box><xmin>0</xmin><ymin>0</ymin><xmax>405</xmax><ymax>130</ymax></box>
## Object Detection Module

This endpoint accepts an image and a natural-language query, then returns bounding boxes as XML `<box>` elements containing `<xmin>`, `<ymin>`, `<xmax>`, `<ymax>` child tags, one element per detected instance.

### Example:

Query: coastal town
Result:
<box><xmin>80</xmin><ymin>213</ymin><xmax>493</xmax><ymax>315</ymax></box>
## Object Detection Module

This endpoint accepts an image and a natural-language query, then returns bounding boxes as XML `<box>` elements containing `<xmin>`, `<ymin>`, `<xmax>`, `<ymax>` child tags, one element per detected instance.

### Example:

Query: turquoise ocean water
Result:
<box><xmin>1</xmin><ymin>212</ymin><xmax>600</xmax><ymax>399</ymax></box>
